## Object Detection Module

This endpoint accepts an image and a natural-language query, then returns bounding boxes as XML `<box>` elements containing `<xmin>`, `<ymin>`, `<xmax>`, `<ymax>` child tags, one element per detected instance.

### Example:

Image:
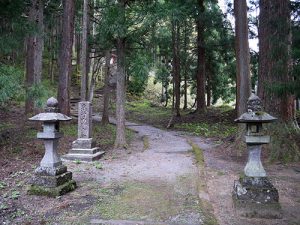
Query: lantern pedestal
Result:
<box><xmin>28</xmin><ymin>165</ymin><xmax>76</xmax><ymax>197</ymax></box>
<box><xmin>233</xmin><ymin>177</ymin><xmax>281</xmax><ymax>218</ymax></box>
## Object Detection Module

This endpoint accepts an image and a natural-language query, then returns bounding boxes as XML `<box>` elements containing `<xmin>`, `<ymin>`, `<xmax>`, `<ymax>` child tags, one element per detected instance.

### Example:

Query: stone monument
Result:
<box><xmin>233</xmin><ymin>93</ymin><xmax>282</xmax><ymax>218</ymax></box>
<box><xmin>28</xmin><ymin>97</ymin><xmax>76</xmax><ymax>197</ymax></box>
<box><xmin>62</xmin><ymin>101</ymin><xmax>104</xmax><ymax>162</ymax></box>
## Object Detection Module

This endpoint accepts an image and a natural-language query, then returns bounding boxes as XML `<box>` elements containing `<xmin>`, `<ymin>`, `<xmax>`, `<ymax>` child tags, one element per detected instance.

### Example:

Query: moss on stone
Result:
<box><xmin>27</xmin><ymin>180</ymin><xmax>76</xmax><ymax>197</ymax></box>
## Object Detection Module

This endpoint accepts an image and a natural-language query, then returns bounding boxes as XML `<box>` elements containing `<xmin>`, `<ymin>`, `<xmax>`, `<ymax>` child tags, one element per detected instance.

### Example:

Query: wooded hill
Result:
<box><xmin>0</xmin><ymin>0</ymin><xmax>299</xmax><ymax>159</ymax></box>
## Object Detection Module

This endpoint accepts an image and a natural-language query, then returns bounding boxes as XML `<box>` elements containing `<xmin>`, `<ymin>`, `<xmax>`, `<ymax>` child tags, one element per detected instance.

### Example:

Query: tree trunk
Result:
<box><xmin>115</xmin><ymin>37</ymin><xmax>127</xmax><ymax>148</ymax></box>
<box><xmin>80</xmin><ymin>0</ymin><xmax>89</xmax><ymax>101</ymax></box>
<box><xmin>102</xmin><ymin>50</ymin><xmax>111</xmax><ymax>125</ymax></box>
<box><xmin>258</xmin><ymin>0</ymin><xmax>294</xmax><ymax>121</ymax></box>
<box><xmin>183</xmin><ymin>21</ymin><xmax>188</xmax><ymax>110</ymax></box>
<box><xmin>171</xmin><ymin>19</ymin><xmax>181</xmax><ymax>117</ymax></box>
<box><xmin>25</xmin><ymin>0</ymin><xmax>44</xmax><ymax>115</ymax></box>
<box><xmin>196</xmin><ymin>0</ymin><xmax>206</xmax><ymax>112</ymax></box>
<box><xmin>57</xmin><ymin>0</ymin><xmax>75</xmax><ymax>115</ymax></box>
<box><xmin>114</xmin><ymin>0</ymin><xmax>127</xmax><ymax>147</ymax></box>
<box><xmin>207</xmin><ymin>71</ymin><xmax>211</xmax><ymax>107</ymax></box>
<box><xmin>234</xmin><ymin>0</ymin><xmax>251</xmax><ymax>116</ymax></box>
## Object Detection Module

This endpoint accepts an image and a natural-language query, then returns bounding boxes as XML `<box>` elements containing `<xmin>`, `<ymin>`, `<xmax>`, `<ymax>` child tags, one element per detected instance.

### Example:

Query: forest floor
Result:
<box><xmin>0</xmin><ymin>97</ymin><xmax>300</xmax><ymax>225</ymax></box>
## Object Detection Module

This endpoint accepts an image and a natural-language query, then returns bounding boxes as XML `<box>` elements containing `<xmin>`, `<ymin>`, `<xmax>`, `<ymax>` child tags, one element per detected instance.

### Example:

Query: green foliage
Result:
<box><xmin>0</xmin><ymin>0</ymin><xmax>30</xmax><ymax>59</ymax></box>
<box><xmin>127</xmin><ymin>52</ymin><xmax>151</xmax><ymax>95</ymax></box>
<box><xmin>27</xmin><ymin>80</ymin><xmax>56</xmax><ymax>109</ymax></box>
<box><xmin>10</xmin><ymin>190</ymin><xmax>20</xmax><ymax>200</ymax></box>
<box><xmin>74</xmin><ymin>159</ymin><xmax>81</xmax><ymax>164</ymax></box>
<box><xmin>268</xmin><ymin>122</ymin><xmax>300</xmax><ymax>163</ymax></box>
<box><xmin>0</xmin><ymin>65</ymin><xmax>23</xmax><ymax>105</ymax></box>
<box><xmin>0</xmin><ymin>181</ymin><xmax>7</xmax><ymax>190</ymax></box>
<box><xmin>126</xmin><ymin>99</ymin><xmax>172</xmax><ymax>125</ymax></box>
<box><xmin>61</xmin><ymin>123</ymin><xmax>78</xmax><ymax>137</ymax></box>
<box><xmin>93</xmin><ymin>123</ymin><xmax>135</xmax><ymax>148</ymax></box>
<box><xmin>93</xmin><ymin>161</ymin><xmax>103</xmax><ymax>170</ymax></box>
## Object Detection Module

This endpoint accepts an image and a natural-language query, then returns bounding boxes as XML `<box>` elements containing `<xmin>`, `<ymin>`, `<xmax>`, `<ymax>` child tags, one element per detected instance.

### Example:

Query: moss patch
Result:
<box><xmin>27</xmin><ymin>180</ymin><xmax>76</xmax><ymax>197</ymax></box>
<box><xmin>188</xmin><ymin>139</ymin><xmax>219</xmax><ymax>225</ymax></box>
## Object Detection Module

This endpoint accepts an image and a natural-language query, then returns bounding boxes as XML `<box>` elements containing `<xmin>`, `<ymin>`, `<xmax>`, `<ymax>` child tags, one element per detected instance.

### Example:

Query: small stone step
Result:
<box><xmin>69</xmin><ymin>147</ymin><xmax>100</xmax><ymax>155</ymax></box>
<box><xmin>61</xmin><ymin>151</ymin><xmax>105</xmax><ymax>162</ymax></box>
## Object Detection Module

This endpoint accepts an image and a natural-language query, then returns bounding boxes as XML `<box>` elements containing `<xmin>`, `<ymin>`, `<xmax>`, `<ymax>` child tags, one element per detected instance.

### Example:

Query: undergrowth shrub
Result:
<box><xmin>27</xmin><ymin>79</ymin><xmax>56</xmax><ymax>109</ymax></box>
<box><xmin>267</xmin><ymin>122</ymin><xmax>300</xmax><ymax>163</ymax></box>
<box><xmin>0</xmin><ymin>64</ymin><xmax>23</xmax><ymax>106</ymax></box>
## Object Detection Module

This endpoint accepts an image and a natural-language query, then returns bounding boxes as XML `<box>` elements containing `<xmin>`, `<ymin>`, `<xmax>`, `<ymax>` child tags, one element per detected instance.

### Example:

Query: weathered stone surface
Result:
<box><xmin>27</xmin><ymin>180</ymin><xmax>77</xmax><ymax>197</ymax></box>
<box><xmin>72</xmin><ymin>138</ymin><xmax>95</xmax><ymax>149</ymax></box>
<box><xmin>68</xmin><ymin>147</ymin><xmax>100</xmax><ymax>155</ymax></box>
<box><xmin>233</xmin><ymin>177</ymin><xmax>282</xmax><ymax>219</ymax></box>
<box><xmin>29</xmin><ymin>171</ymin><xmax>73</xmax><ymax>188</ymax></box>
<box><xmin>247</xmin><ymin>93</ymin><xmax>263</xmax><ymax>112</ymax></box>
<box><xmin>244</xmin><ymin>145</ymin><xmax>266</xmax><ymax>177</ymax></box>
<box><xmin>34</xmin><ymin>165</ymin><xmax>67</xmax><ymax>176</ymax></box>
<box><xmin>39</xmin><ymin>139</ymin><xmax>62</xmax><ymax>168</ymax></box>
<box><xmin>245</xmin><ymin>135</ymin><xmax>270</xmax><ymax>144</ymax></box>
<box><xmin>62</xmin><ymin>151</ymin><xmax>105</xmax><ymax>162</ymax></box>
<box><xmin>78</xmin><ymin>101</ymin><xmax>92</xmax><ymax>139</ymax></box>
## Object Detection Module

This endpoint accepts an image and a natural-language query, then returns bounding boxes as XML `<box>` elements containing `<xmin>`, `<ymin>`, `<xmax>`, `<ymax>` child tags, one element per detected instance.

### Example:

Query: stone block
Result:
<box><xmin>72</xmin><ymin>138</ymin><xmax>95</xmax><ymax>149</ymax></box>
<box><xmin>78</xmin><ymin>101</ymin><xmax>92</xmax><ymax>139</ymax></box>
<box><xmin>62</xmin><ymin>151</ymin><xmax>105</xmax><ymax>162</ymax></box>
<box><xmin>34</xmin><ymin>165</ymin><xmax>67</xmax><ymax>176</ymax></box>
<box><xmin>27</xmin><ymin>180</ymin><xmax>77</xmax><ymax>197</ymax></box>
<box><xmin>232</xmin><ymin>177</ymin><xmax>282</xmax><ymax>219</ymax></box>
<box><xmin>69</xmin><ymin>147</ymin><xmax>100</xmax><ymax>155</ymax></box>
<box><xmin>29</xmin><ymin>171</ymin><xmax>73</xmax><ymax>188</ymax></box>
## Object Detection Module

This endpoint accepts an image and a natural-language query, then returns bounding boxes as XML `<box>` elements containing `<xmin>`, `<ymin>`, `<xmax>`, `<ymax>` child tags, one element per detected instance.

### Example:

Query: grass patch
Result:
<box><xmin>175</xmin><ymin>122</ymin><xmax>236</xmax><ymax>139</ymax></box>
<box><xmin>267</xmin><ymin>122</ymin><xmax>300</xmax><ymax>163</ymax></box>
<box><xmin>142</xmin><ymin>135</ymin><xmax>149</xmax><ymax>150</ymax></box>
<box><xmin>188</xmin><ymin>140</ymin><xmax>204</xmax><ymax>165</ymax></box>
<box><xmin>61</xmin><ymin>123</ymin><xmax>77</xmax><ymax>136</ymax></box>
<box><xmin>0</xmin><ymin>122</ymin><xmax>14</xmax><ymax>131</ymax></box>
<box><xmin>126</xmin><ymin>99</ymin><xmax>172</xmax><ymax>127</ymax></box>
<box><xmin>93</xmin><ymin>123</ymin><xmax>135</xmax><ymax>149</ymax></box>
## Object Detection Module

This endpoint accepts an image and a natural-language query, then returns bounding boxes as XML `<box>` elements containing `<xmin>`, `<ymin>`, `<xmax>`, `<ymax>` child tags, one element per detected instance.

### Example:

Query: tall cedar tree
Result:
<box><xmin>115</xmin><ymin>0</ymin><xmax>127</xmax><ymax>148</ymax></box>
<box><xmin>25</xmin><ymin>0</ymin><xmax>44</xmax><ymax>114</ymax></box>
<box><xmin>101</xmin><ymin>50</ymin><xmax>111</xmax><ymax>125</ymax></box>
<box><xmin>80</xmin><ymin>0</ymin><xmax>89</xmax><ymax>101</ymax></box>
<box><xmin>172</xmin><ymin>19</ymin><xmax>181</xmax><ymax>117</ymax></box>
<box><xmin>196</xmin><ymin>0</ymin><xmax>206</xmax><ymax>112</ymax></box>
<box><xmin>234</xmin><ymin>0</ymin><xmax>251</xmax><ymax>116</ymax></box>
<box><xmin>258</xmin><ymin>0</ymin><xmax>294</xmax><ymax>121</ymax></box>
<box><xmin>57</xmin><ymin>0</ymin><xmax>75</xmax><ymax>115</ymax></box>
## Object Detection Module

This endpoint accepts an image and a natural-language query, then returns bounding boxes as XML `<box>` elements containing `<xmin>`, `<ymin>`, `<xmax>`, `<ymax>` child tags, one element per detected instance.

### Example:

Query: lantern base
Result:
<box><xmin>232</xmin><ymin>177</ymin><xmax>282</xmax><ymax>219</ymax></box>
<box><xmin>27</xmin><ymin>180</ymin><xmax>76</xmax><ymax>197</ymax></box>
<box><xmin>27</xmin><ymin>166</ymin><xmax>76</xmax><ymax>197</ymax></box>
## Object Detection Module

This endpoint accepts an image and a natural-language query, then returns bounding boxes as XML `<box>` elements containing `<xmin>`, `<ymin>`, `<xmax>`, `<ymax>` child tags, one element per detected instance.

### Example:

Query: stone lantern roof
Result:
<box><xmin>29</xmin><ymin>97</ymin><xmax>72</xmax><ymax>122</ymax></box>
<box><xmin>235</xmin><ymin>93</ymin><xmax>277</xmax><ymax>123</ymax></box>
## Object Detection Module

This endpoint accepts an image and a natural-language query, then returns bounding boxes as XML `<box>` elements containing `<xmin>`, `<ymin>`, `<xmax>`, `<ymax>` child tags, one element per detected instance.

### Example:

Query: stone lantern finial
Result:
<box><xmin>247</xmin><ymin>93</ymin><xmax>263</xmax><ymax>112</ymax></box>
<box><xmin>45</xmin><ymin>97</ymin><xmax>59</xmax><ymax>113</ymax></box>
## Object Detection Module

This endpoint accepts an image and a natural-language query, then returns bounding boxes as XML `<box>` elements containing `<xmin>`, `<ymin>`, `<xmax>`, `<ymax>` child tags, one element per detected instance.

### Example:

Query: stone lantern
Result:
<box><xmin>233</xmin><ymin>93</ymin><xmax>282</xmax><ymax>218</ymax></box>
<box><xmin>27</xmin><ymin>97</ymin><xmax>76</xmax><ymax>197</ymax></box>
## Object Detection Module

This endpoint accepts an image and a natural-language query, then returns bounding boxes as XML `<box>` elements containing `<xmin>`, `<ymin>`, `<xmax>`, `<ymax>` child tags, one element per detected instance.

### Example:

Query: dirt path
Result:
<box><xmin>72</xmin><ymin>118</ymin><xmax>217</xmax><ymax>224</ymax></box>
